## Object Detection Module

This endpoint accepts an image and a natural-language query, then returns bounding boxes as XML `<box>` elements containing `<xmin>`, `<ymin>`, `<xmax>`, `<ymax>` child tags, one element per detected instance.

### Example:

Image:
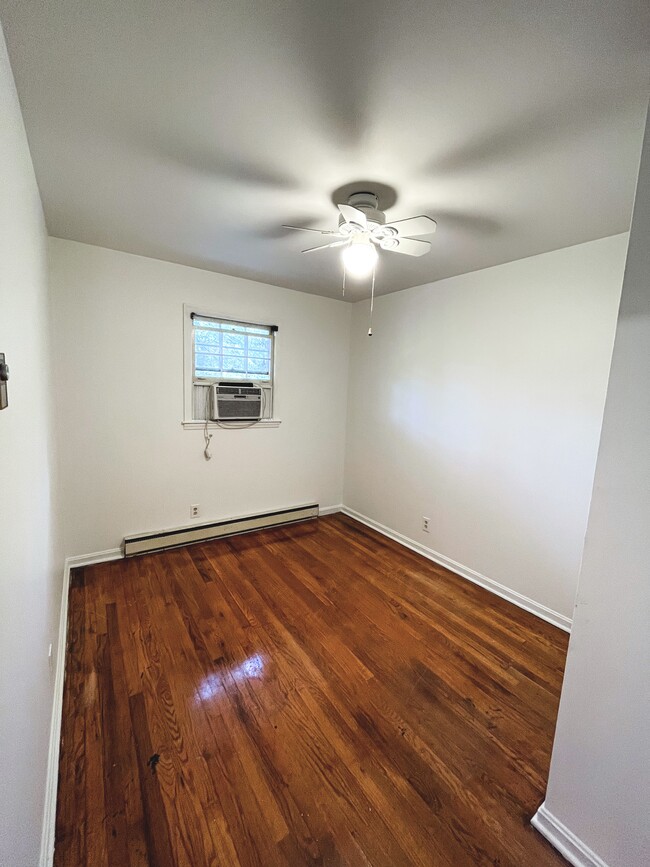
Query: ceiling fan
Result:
<box><xmin>283</xmin><ymin>192</ymin><xmax>437</xmax><ymax>279</ymax></box>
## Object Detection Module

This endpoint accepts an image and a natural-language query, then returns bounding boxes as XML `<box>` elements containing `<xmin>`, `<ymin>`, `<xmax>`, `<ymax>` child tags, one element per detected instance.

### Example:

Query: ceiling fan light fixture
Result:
<box><xmin>342</xmin><ymin>238</ymin><xmax>378</xmax><ymax>279</ymax></box>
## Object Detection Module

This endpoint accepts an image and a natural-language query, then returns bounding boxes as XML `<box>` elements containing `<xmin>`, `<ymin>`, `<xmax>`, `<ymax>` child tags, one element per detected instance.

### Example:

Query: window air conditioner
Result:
<box><xmin>211</xmin><ymin>382</ymin><xmax>262</xmax><ymax>421</ymax></box>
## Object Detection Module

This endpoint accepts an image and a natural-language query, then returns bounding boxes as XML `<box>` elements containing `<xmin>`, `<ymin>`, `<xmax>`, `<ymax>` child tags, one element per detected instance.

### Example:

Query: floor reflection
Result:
<box><xmin>196</xmin><ymin>652</ymin><xmax>266</xmax><ymax>701</ymax></box>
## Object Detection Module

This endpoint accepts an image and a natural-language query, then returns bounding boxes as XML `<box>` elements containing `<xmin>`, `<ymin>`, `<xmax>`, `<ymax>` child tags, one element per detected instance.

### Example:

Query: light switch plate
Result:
<box><xmin>0</xmin><ymin>353</ymin><xmax>8</xmax><ymax>411</ymax></box>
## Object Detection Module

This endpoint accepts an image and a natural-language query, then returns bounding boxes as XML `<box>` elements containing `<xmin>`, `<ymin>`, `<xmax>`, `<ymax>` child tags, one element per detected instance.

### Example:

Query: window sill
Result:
<box><xmin>182</xmin><ymin>419</ymin><xmax>282</xmax><ymax>430</ymax></box>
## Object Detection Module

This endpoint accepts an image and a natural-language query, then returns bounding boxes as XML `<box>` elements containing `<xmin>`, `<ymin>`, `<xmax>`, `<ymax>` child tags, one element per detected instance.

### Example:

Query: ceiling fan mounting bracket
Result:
<box><xmin>347</xmin><ymin>191</ymin><xmax>379</xmax><ymax>211</ymax></box>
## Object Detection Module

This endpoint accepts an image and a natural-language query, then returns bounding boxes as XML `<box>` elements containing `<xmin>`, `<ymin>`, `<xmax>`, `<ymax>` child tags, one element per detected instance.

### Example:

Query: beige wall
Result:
<box><xmin>539</xmin><ymin>106</ymin><xmax>650</xmax><ymax>867</ymax></box>
<box><xmin>344</xmin><ymin>234</ymin><xmax>628</xmax><ymax>623</ymax></box>
<box><xmin>48</xmin><ymin>238</ymin><xmax>351</xmax><ymax>557</ymax></box>
<box><xmin>0</xmin><ymin>25</ymin><xmax>62</xmax><ymax>867</ymax></box>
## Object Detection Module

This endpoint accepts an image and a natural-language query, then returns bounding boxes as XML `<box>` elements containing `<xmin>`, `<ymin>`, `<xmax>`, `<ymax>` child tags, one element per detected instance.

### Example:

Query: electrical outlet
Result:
<box><xmin>190</xmin><ymin>504</ymin><xmax>200</xmax><ymax>519</ymax></box>
<box><xmin>422</xmin><ymin>516</ymin><xmax>430</xmax><ymax>533</ymax></box>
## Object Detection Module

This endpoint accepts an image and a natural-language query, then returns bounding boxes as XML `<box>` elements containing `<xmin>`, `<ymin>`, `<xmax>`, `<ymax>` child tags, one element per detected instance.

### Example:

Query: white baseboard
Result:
<box><xmin>340</xmin><ymin>507</ymin><xmax>572</xmax><ymax>633</ymax></box>
<box><xmin>64</xmin><ymin>547</ymin><xmax>123</xmax><ymax>568</ymax></box>
<box><xmin>532</xmin><ymin>803</ymin><xmax>610</xmax><ymax>867</ymax></box>
<box><xmin>39</xmin><ymin>548</ymin><xmax>122</xmax><ymax>867</ymax></box>
<box><xmin>319</xmin><ymin>503</ymin><xmax>343</xmax><ymax>516</ymax></box>
<box><xmin>38</xmin><ymin>562</ymin><xmax>70</xmax><ymax>867</ymax></box>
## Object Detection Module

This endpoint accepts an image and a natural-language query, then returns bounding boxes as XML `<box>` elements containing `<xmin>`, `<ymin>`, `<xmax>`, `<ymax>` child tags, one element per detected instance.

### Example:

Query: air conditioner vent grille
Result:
<box><xmin>211</xmin><ymin>382</ymin><xmax>262</xmax><ymax>421</ymax></box>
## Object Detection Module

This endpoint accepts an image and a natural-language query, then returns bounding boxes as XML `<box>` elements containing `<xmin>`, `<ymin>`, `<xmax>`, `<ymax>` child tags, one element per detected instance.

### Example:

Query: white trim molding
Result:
<box><xmin>182</xmin><ymin>419</ymin><xmax>281</xmax><ymax>430</ymax></box>
<box><xmin>532</xmin><ymin>803</ymin><xmax>611</xmax><ymax>867</ymax></box>
<box><xmin>340</xmin><ymin>507</ymin><xmax>572</xmax><ymax>633</ymax></box>
<box><xmin>64</xmin><ymin>547</ymin><xmax>123</xmax><ymax>569</ymax></box>
<box><xmin>319</xmin><ymin>504</ymin><xmax>343</xmax><ymax>516</ymax></box>
<box><xmin>39</xmin><ymin>547</ymin><xmax>122</xmax><ymax>867</ymax></box>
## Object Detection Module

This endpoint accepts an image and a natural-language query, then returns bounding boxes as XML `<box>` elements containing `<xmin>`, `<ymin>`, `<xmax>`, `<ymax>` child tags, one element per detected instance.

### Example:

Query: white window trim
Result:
<box><xmin>182</xmin><ymin>419</ymin><xmax>282</xmax><ymax>430</ymax></box>
<box><xmin>182</xmin><ymin>303</ymin><xmax>281</xmax><ymax>428</ymax></box>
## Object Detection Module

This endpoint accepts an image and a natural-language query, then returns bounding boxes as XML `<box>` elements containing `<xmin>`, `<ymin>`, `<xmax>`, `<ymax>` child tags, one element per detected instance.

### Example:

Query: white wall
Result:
<box><xmin>344</xmin><ymin>234</ymin><xmax>628</xmax><ymax>622</ymax></box>
<box><xmin>0</xmin><ymin>26</ymin><xmax>62</xmax><ymax>867</ymax></box>
<box><xmin>539</xmin><ymin>108</ymin><xmax>650</xmax><ymax>867</ymax></box>
<box><xmin>49</xmin><ymin>238</ymin><xmax>351</xmax><ymax>557</ymax></box>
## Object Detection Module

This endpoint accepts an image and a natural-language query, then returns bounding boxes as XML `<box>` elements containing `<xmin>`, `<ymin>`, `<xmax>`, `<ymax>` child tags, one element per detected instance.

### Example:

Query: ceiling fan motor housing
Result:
<box><xmin>339</xmin><ymin>191</ymin><xmax>386</xmax><ymax>230</ymax></box>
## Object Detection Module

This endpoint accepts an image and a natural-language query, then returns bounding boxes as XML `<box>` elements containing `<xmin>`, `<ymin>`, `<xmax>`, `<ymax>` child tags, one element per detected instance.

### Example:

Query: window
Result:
<box><xmin>193</xmin><ymin>316</ymin><xmax>273</xmax><ymax>382</ymax></box>
<box><xmin>183</xmin><ymin>306</ymin><xmax>279</xmax><ymax>426</ymax></box>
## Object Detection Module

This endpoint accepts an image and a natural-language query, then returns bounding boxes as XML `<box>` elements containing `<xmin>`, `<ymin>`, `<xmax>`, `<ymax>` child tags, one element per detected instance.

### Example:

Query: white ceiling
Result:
<box><xmin>1</xmin><ymin>1</ymin><xmax>648</xmax><ymax>300</ymax></box>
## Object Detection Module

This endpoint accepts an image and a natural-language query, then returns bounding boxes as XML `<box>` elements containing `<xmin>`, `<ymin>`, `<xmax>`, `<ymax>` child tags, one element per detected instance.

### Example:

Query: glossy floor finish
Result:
<box><xmin>55</xmin><ymin>514</ymin><xmax>569</xmax><ymax>866</ymax></box>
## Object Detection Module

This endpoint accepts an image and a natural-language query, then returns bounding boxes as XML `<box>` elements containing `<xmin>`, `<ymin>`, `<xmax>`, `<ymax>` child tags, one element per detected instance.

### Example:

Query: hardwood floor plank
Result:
<box><xmin>217</xmin><ymin>538</ymin><xmax>457</xmax><ymax>865</ymax></box>
<box><xmin>223</xmin><ymin>531</ymin><xmax>548</xmax><ymax>865</ymax></box>
<box><xmin>290</xmin><ymin>527</ymin><xmax>560</xmax><ymax>738</ymax></box>
<box><xmin>55</xmin><ymin>514</ymin><xmax>568</xmax><ymax>866</ymax></box>
<box><xmin>106</xmin><ymin>597</ymin><xmax>150</xmax><ymax>866</ymax></box>
<box><xmin>220</xmin><ymin>542</ymin><xmax>494</xmax><ymax>864</ymax></box>
<box><xmin>189</xmin><ymin>547</ymin><xmax>341</xmax><ymax>865</ymax></box>
<box><xmin>197</xmin><ymin>545</ymin><xmax>392</xmax><ymax>865</ymax></box>
<box><xmin>135</xmin><ymin>554</ymin><xmax>241</xmax><ymax>867</ymax></box>
<box><xmin>98</xmin><ymin>625</ymin><xmax>131</xmax><ymax>866</ymax></box>
<box><xmin>82</xmin><ymin>571</ymin><xmax>109</xmax><ymax>867</ymax></box>
<box><xmin>129</xmin><ymin>692</ymin><xmax>176</xmax><ymax>867</ymax></box>
<box><xmin>54</xmin><ymin>571</ymin><xmax>88</xmax><ymax>867</ymax></box>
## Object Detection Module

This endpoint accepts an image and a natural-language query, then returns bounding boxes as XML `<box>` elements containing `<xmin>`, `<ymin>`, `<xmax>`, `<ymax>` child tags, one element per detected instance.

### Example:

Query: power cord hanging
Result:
<box><xmin>202</xmin><ymin>384</ymin><xmax>268</xmax><ymax>458</ymax></box>
<box><xmin>203</xmin><ymin>388</ymin><xmax>213</xmax><ymax>460</ymax></box>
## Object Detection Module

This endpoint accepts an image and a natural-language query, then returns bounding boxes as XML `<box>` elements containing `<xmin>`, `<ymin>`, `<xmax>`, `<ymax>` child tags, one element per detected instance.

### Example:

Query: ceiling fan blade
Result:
<box><xmin>301</xmin><ymin>240</ymin><xmax>349</xmax><ymax>253</ymax></box>
<box><xmin>337</xmin><ymin>204</ymin><xmax>367</xmax><ymax>227</ymax></box>
<box><xmin>389</xmin><ymin>237</ymin><xmax>431</xmax><ymax>257</ymax></box>
<box><xmin>383</xmin><ymin>215</ymin><xmax>437</xmax><ymax>237</ymax></box>
<box><xmin>283</xmin><ymin>225</ymin><xmax>342</xmax><ymax>235</ymax></box>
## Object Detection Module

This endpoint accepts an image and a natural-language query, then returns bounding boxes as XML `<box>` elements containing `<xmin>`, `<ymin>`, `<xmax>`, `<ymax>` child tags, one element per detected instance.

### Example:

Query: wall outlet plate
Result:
<box><xmin>422</xmin><ymin>516</ymin><xmax>430</xmax><ymax>532</ymax></box>
<box><xmin>190</xmin><ymin>504</ymin><xmax>200</xmax><ymax>518</ymax></box>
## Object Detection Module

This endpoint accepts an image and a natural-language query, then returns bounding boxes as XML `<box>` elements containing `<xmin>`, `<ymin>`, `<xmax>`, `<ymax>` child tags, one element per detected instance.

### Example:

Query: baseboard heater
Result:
<box><xmin>123</xmin><ymin>503</ymin><xmax>319</xmax><ymax>558</ymax></box>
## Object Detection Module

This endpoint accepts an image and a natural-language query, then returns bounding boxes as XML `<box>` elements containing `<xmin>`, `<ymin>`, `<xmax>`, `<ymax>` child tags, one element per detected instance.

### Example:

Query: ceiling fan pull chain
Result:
<box><xmin>342</xmin><ymin>262</ymin><xmax>346</xmax><ymax>298</ymax></box>
<box><xmin>368</xmin><ymin>263</ymin><xmax>376</xmax><ymax>337</ymax></box>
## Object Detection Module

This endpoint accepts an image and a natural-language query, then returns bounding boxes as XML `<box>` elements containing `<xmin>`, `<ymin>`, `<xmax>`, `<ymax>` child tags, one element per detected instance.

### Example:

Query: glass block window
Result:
<box><xmin>192</xmin><ymin>316</ymin><xmax>274</xmax><ymax>382</ymax></box>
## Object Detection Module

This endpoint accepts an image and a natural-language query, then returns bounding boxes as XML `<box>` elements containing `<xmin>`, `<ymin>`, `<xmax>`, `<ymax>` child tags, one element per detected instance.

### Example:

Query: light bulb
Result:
<box><xmin>342</xmin><ymin>240</ymin><xmax>378</xmax><ymax>279</ymax></box>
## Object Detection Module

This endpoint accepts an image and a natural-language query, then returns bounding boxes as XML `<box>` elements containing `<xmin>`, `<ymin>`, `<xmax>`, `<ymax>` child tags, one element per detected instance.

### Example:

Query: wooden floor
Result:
<box><xmin>55</xmin><ymin>513</ymin><xmax>569</xmax><ymax>867</ymax></box>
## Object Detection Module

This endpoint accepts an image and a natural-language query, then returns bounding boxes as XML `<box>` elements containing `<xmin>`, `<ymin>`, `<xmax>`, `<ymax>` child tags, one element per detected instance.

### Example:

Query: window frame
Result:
<box><xmin>192</xmin><ymin>315</ymin><xmax>275</xmax><ymax>385</ymax></box>
<box><xmin>182</xmin><ymin>304</ymin><xmax>280</xmax><ymax>428</ymax></box>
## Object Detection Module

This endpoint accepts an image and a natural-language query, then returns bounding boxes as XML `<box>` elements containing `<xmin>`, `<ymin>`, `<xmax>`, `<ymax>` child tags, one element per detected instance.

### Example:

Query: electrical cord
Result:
<box><xmin>203</xmin><ymin>387</ymin><xmax>213</xmax><ymax>460</ymax></box>
<box><xmin>202</xmin><ymin>384</ymin><xmax>268</xmax><ymax>458</ymax></box>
